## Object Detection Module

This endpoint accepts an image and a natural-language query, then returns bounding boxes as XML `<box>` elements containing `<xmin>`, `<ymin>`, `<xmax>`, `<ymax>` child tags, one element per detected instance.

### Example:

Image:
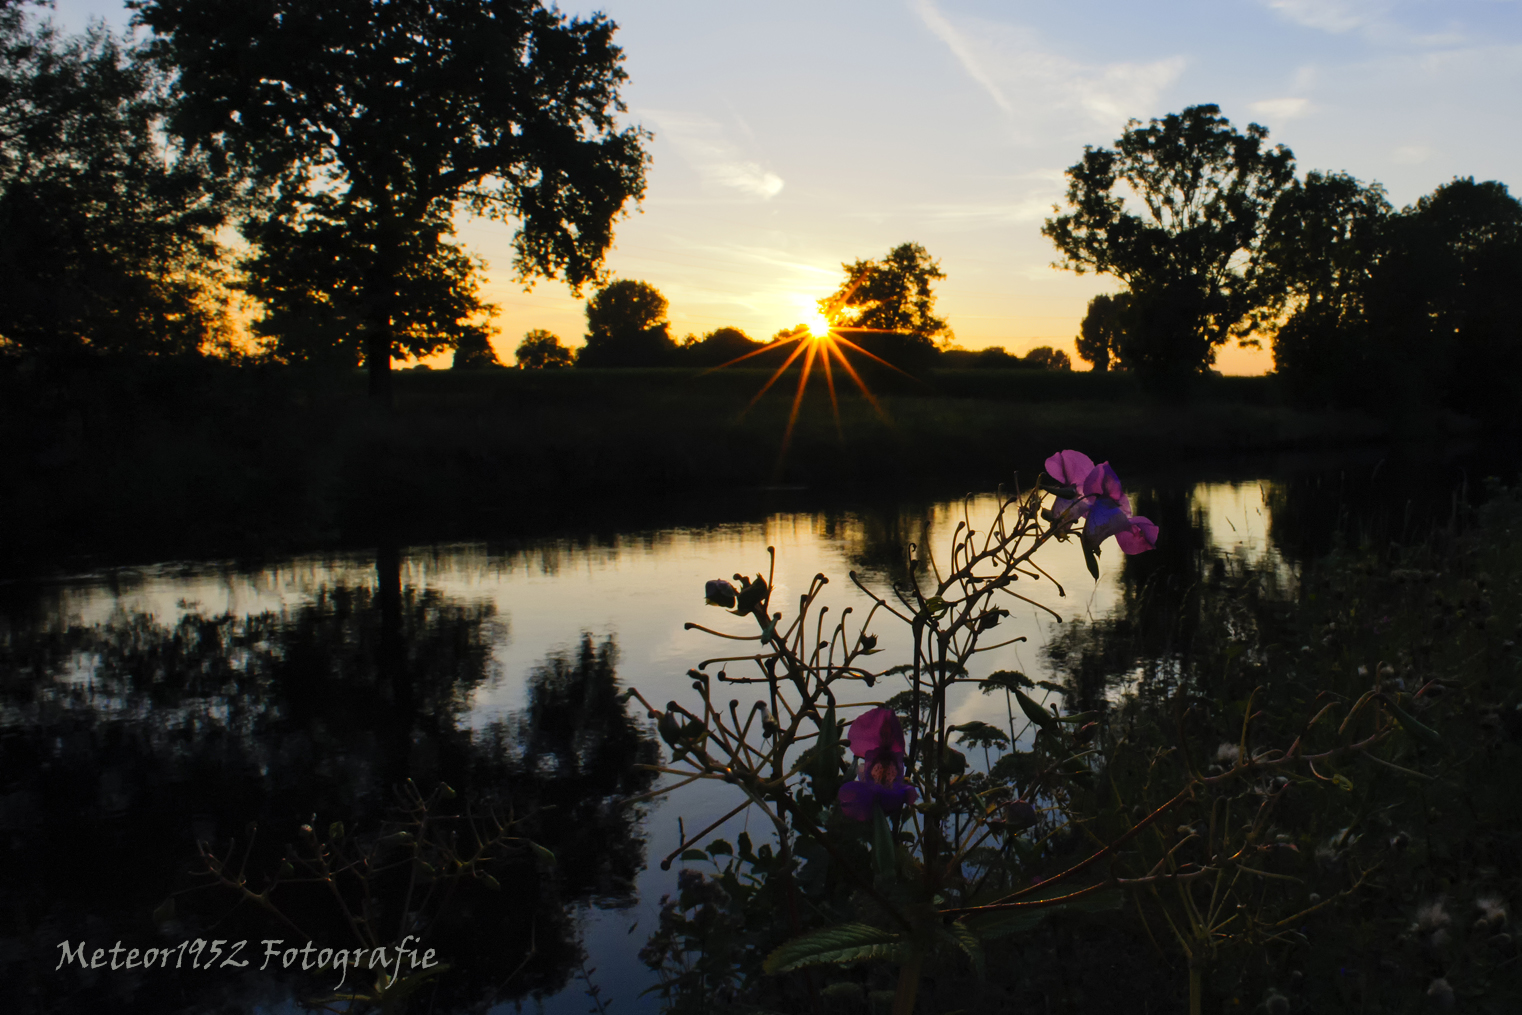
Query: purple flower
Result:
<box><xmin>705</xmin><ymin>579</ymin><xmax>738</xmax><ymax>607</ymax></box>
<box><xmin>1078</xmin><ymin>462</ymin><xmax>1158</xmax><ymax>555</ymax></box>
<box><xmin>1042</xmin><ymin>450</ymin><xmax>1094</xmax><ymax>534</ymax></box>
<box><xmin>836</xmin><ymin>706</ymin><xmax>918</xmax><ymax>821</ymax></box>
<box><xmin>1042</xmin><ymin>451</ymin><xmax>1158</xmax><ymax>555</ymax></box>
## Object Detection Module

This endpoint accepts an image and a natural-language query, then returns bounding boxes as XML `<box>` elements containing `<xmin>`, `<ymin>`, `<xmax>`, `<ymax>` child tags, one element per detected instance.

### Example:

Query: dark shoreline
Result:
<box><xmin>0</xmin><ymin>361</ymin><xmax>1494</xmax><ymax>575</ymax></box>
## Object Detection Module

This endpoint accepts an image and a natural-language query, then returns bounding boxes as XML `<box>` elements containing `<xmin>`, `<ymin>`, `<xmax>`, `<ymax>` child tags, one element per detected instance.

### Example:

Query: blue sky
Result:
<box><xmin>51</xmin><ymin>0</ymin><xmax>1522</xmax><ymax>371</ymax></box>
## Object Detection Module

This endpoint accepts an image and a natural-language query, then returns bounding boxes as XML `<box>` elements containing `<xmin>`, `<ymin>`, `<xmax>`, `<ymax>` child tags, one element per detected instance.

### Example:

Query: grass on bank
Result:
<box><xmin>0</xmin><ymin>360</ymin><xmax>1456</xmax><ymax>569</ymax></box>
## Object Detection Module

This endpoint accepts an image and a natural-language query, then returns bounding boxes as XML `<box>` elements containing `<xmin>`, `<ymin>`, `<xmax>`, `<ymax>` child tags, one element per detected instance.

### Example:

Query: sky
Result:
<box><xmin>52</xmin><ymin>0</ymin><xmax>1522</xmax><ymax>373</ymax></box>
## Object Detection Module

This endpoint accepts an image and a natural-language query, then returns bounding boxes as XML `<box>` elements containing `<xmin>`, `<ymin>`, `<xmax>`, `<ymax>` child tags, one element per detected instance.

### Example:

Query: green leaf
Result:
<box><xmin>762</xmin><ymin>924</ymin><xmax>908</xmax><ymax>974</ymax></box>
<box><xmin>1081</xmin><ymin>539</ymin><xmax>1100</xmax><ymax>581</ymax></box>
<box><xmin>328</xmin><ymin>821</ymin><xmax>345</xmax><ymax>841</ymax></box>
<box><xmin>152</xmin><ymin>898</ymin><xmax>176</xmax><ymax>924</ymax></box>
<box><xmin>1014</xmin><ymin>689</ymin><xmax>1059</xmax><ymax>732</ymax></box>
<box><xmin>706</xmin><ymin>838</ymin><xmax>733</xmax><ymax>857</ymax></box>
<box><xmin>944</xmin><ymin>921</ymin><xmax>986</xmax><ymax>977</ymax></box>
<box><xmin>680</xmin><ymin>849</ymin><xmax>708</xmax><ymax>862</ymax></box>
<box><xmin>1331</xmin><ymin>774</ymin><xmax>1354</xmax><ymax>792</ymax></box>
<box><xmin>811</xmin><ymin>702</ymin><xmax>843</xmax><ymax>804</ymax></box>
<box><xmin>1055</xmin><ymin>711</ymin><xmax>1100</xmax><ymax>725</ymax></box>
<box><xmin>528</xmin><ymin>841</ymin><xmax>556</xmax><ymax>865</ymax></box>
<box><xmin>1383</xmin><ymin>698</ymin><xmax>1443</xmax><ymax>747</ymax></box>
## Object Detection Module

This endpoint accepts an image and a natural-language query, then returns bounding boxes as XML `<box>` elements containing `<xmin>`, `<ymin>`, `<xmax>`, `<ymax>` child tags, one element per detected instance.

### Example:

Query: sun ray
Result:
<box><xmin>826</xmin><ymin>338</ymin><xmax>890</xmax><ymax>422</ymax></box>
<box><xmin>818</xmin><ymin>334</ymin><xmax>842</xmax><ymax>439</ymax></box>
<box><xmin>775</xmin><ymin>337</ymin><xmax>820</xmax><ymax>475</ymax></box>
<box><xmin>744</xmin><ymin>334</ymin><xmax>812</xmax><ymax>412</ymax></box>
<box><xmin>829</xmin><ymin>332</ymin><xmax>923</xmax><ymax>382</ymax></box>
<box><xmin>697</xmin><ymin>335</ymin><xmax>797</xmax><ymax>377</ymax></box>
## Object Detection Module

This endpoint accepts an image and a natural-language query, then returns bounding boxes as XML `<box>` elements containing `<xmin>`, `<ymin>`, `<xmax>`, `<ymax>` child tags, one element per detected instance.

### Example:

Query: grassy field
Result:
<box><xmin>0</xmin><ymin>360</ymin><xmax>1472</xmax><ymax>570</ymax></box>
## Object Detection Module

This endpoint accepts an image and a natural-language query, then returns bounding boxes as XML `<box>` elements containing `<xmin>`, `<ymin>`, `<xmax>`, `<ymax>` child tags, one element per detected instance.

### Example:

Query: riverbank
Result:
<box><xmin>0</xmin><ymin>360</ymin><xmax>1480</xmax><ymax>571</ymax></box>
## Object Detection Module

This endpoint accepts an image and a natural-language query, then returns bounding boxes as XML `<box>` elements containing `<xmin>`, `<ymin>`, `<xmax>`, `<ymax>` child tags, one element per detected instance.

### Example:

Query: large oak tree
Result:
<box><xmin>1043</xmin><ymin>105</ymin><xmax>1295</xmax><ymax>380</ymax></box>
<box><xmin>132</xmin><ymin>0</ymin><xmax>649</xmax><ymax>400</ymax></box>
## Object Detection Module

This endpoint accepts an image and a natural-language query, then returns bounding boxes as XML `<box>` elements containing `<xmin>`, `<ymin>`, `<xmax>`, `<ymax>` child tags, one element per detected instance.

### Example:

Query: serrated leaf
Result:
<box><xmin>762</xmin><ymin>924</ymin><xmax>908</xmax><ymax>974</ymax></box>
<box><xmin>945</xmin><ymin>921</ymin><xmax>986</xmax><ymax>977</ymax></box>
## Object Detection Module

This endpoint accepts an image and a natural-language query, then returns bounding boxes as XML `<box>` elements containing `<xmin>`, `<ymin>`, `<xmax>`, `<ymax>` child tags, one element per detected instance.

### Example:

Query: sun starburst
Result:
<box><xmin>698</xmin><ymin>272</ymin><xmax>922</xmax><ymax>477</ymax></box>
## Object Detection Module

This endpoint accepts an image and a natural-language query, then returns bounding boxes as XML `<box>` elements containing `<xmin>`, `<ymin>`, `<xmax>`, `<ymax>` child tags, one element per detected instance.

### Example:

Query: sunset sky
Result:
<box><xmin>57</xmin><ymin>0</ymin><xmax>1522</xmax><ymax>373</ymax></box>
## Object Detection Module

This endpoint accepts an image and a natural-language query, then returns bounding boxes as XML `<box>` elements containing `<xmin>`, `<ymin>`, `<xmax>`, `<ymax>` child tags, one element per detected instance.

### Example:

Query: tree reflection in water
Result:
<box><xmin>0</xmin><ymin>554</ymin><xmax>656</xmax><ymax>1014</ymax></box>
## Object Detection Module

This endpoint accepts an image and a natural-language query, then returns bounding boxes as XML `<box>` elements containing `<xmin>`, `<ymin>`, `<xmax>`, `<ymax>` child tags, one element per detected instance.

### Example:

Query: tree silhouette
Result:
<box><xmin>516</xmin><ymin>327</ymin><xmax>574</xmax><ymax>369</ymax></box>
<box><xmin>680</xmin><ymin>326</ymin><xmax>764</xmax><ymax>367</ymax></box>
<box><xmin>132</xmin><ymin>0</ymin><xmax>649</xmax><ymax>402</ymax></box>
<box><xmin>0</xmin><ymin>7</ymin><xmax>230</xmax><ymax>358</ymax></box>
<box><xmin>577</xmin><ymin>278</ymin><xmax>675</xmax><ymax>367</ymax></box>
<box><xmin>1043</xmin><ymin>105</ymin><xmax>1295</xmax><ymax>380</ymax></box>
<box><xmin>451</xmin><ymin>322</ymin><xmax>503</xmax><ymax>369</ymax></box>
<box><xmin>1076</xmin><ymin>292</ymin><xmax>1132</xmax><ymax>372</ymax></box>
<box><xmin>1372</xmin><ymin>177</ymin><xmax>1522</xmax><ymax>420</ymax></box>
<box><xmin>241</xmin><ymin>204</ymin><xmax>499</xmax><ymax>369</ymax></box>
<box><xmin>825</xmin><ymin>242</ymin><xmax>950</xmax><ymax>354</ymax></box>
<box><xmin>1258</xmin><ymin>171</ymin><xmax>1391</xmax><ymax>406</ymax></box>
<box><xmin>1022</xmin><ymin>345</ymin><xmax>1071</xmax><ymax>370</ymax></box>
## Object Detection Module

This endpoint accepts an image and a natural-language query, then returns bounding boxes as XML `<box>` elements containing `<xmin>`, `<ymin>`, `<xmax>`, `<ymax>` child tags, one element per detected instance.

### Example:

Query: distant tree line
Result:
<box><xmin>1049</xmin><ymin>104</ymin><xmax>1521</xmax><ymax>420</ymax></box>
<box><xmin>512</xmin><ymin>244</ymin><xmax>1072</xmax><ymax>372</ymax></box>
<box><xmin>0</xmin><ymin>0</ymin><xmax>649</xmax><ymax>402</ymax></box>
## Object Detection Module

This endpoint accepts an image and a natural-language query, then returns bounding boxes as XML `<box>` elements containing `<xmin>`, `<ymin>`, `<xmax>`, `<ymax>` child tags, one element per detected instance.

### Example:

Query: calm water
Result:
<box><xmin>1</xmin><ymin>445</ymin><xmax>1503</xmax><ymax>1013</ymax></box>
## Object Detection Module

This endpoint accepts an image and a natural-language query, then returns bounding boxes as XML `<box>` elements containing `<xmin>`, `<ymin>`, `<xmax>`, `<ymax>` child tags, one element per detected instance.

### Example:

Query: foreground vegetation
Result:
<box><xmin>635</xmin><ymin>469</ymin><xmax>1522</xmax><ymax>1014</ymax></box>
<box><xmin>0</xmin><ymin>359</ymin><xmax>1433</xmax><ymax>571</ymax></box>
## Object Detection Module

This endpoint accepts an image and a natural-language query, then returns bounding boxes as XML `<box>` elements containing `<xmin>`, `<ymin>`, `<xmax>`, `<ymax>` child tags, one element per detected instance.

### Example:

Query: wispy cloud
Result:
<box><xmin>909</xmin><ymin>1</ymin><xmax>1185</xmax><ymax>133</ymax></box>
<box><xmin>641</xmin><ymin>111</ymin><xmax>784</xmax><ymax>199</ymax></box>
<box><xmin>911</xmin><ymin>0</ymin><xmax>1013</xmax><ymax>113</ymax></box>
<box><xmin>1250</xmin><ymin>97</ymin><xmax>1311</xmax><ymax>123</ymax></box>
<box><xmin>1264</xmin><ymin>0</ymin><xmax>1382</xmax><ymax>34</ymax></box>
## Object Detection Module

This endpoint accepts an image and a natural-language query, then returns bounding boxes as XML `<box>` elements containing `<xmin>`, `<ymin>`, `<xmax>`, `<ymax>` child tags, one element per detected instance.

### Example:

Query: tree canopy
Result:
<box><xmin>680</xmin><ymin>326</ymin><xmax>764</xmax><ymax>367</ymax></box>
<box><xmin>1043</xmin><ymin>105</ymin><xmax>1295</xmax><ymax>378</ymax></box>
<box><xmin>578</xmin><ymin>279</ymin><xmax>674</xmax><ymax>367</ymax></box>
<box><xmin>1260</xmin><ymin>173</ymin><xmax>1522</xmax><ymax>419</ymax></box>
<box><xmin>132</xmin><ymin>0</ymin><xmax>649</xmax><ymax>399</ymax></box>
<box><xmin>823</xmin><ymin>242</ymin><xmax>951</xmax><ymax>346</ymax></box>
<box><xmin>516</xmin><ymin>328</ymin><xmax>573</xmax><ymax>369</ymax></box>
<box><xmin>0</xmin><ymin>4</ymin><xmax>230</xmax><ymax>358</ymax></box>
<box><xmin>1075</xmin><ymin>293</ymin><xmax>1132</xmax><ymax>372</ymax></box>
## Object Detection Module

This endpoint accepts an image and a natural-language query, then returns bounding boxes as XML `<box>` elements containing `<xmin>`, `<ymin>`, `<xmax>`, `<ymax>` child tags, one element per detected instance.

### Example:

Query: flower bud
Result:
<box><xmin>705</xmin><ymin>579</ymin><xmax>738</xmax><ymax>607</ymax></box>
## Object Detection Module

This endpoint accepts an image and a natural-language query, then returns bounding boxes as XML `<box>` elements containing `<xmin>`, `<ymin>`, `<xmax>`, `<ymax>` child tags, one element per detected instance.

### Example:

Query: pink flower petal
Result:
<box><xmin>847</xmin><ymin>706</ymin><xmax>905</xmax><ymax>759</ymax></box>
<box><xmin>1044</xmin><ymin>450</ymin><xmax>1095</xmax><ymax>486</ymax></box>
<box><xmin>1081</xmin><ymin>462</ymin><xmax>1125</xmax><ymax>502</ymax></box>
<box><xmin>1115</xmin><ymin>516</ymin><xmax>1159</xmax><ymax>554</ymax></box>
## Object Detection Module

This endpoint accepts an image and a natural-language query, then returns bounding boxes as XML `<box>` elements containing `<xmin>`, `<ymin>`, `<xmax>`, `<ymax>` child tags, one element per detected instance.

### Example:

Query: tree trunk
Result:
<box><xmin>366</xmin><ymin>324</ymin><xmax>394</xmax><ymax>406</ymax></box>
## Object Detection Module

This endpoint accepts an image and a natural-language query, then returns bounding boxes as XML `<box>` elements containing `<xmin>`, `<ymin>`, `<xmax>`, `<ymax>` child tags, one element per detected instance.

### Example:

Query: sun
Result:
<box><xmin>695</xmin><ymin>279</ymin><xmax>920</xmax><ymax>478</ymax></box>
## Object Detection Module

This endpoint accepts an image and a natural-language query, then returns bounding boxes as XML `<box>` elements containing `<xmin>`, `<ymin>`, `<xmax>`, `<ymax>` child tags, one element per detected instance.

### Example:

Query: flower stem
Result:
<box><xmin>892</xmin><ymin>951</ymin><xmax>924</xmax><ymax>1015</ymax></box>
